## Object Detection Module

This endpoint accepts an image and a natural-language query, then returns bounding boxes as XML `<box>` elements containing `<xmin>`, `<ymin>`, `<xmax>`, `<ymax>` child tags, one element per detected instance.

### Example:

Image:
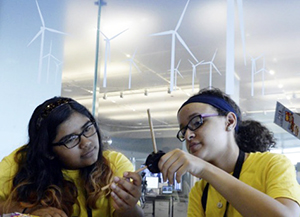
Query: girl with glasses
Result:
<box><xmin>0</xmin><ymin>97</ymin><xmax>144</xmax><ymax>217</ymax></box>
<box><xmin>159</xmin><ymin>87</ymin><xmax>300</xmax><ymax>217</ymax></box>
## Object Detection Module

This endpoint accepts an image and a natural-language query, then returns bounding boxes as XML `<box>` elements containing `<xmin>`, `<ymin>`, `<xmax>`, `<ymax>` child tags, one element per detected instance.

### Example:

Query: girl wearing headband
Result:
<box><xmin>159</xmin><ymin>87</ymin><xmax>300</xmax><ymax>216</ymax></box>
<box><xmin>0</xmin><ymin>97</ymin><xmax>143</xmax><ymax>217</ymax></box>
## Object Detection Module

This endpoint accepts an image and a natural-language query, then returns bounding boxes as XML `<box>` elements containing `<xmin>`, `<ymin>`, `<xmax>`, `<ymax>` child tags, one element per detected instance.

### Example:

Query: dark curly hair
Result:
<box><xmin>185</xmin><ymin>87</ymin><xmax>276</xmax><ymax>152</ymax></box>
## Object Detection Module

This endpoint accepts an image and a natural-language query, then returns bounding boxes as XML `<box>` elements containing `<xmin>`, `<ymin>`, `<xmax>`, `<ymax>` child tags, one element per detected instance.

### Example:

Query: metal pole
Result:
<box><xmin>92</xmin><ymin>0</ymin><xmax>104</xmax><ymax>117</ymax></box>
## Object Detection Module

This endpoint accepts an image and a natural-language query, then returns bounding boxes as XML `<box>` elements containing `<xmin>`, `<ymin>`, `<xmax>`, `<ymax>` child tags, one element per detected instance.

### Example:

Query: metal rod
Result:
<box><xmin>147</xmin><ymin>109</ymin><xmax>158</xmax><ymax>153</ymax></box>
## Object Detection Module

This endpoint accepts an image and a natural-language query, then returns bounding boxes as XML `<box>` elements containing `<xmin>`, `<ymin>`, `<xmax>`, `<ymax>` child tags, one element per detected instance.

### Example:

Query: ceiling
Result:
<box><xmin>60</xmin><ymin>0</ymin><xmax>300</xmax><ymax>152</ymax></box>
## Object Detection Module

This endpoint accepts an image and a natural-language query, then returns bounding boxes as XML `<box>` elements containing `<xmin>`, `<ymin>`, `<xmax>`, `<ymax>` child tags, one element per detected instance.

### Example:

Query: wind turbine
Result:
<box><xmin>250</xmin><ymin>54</ymin><xmax>267</xmax><ymax>96</ymax></box>
<box><xmin>125</xmin><ymin>48</ymin><xmax>141</xmax><ymax>89</ymax></box>
<box><xmin>199</xmin><ymin>49</ymin><xmax>221</xmax><ymax>88</ymax></box>
<box><xmin>28</xmin><ymin>0</ymin><xmax>67</xmax><ymax>83</ymax></box>
<box><xmin>188</xmin><ymin>59</ymin><xmax>204</xmax><ymax>92</ymax></box>
<box><xmin>42</xmin><ymin>41</ymin><xmax>60</xmax><ymax>83</ymax></box>
<box><xmin>225</xmin><ymin>0</ymin><xmax>246</xmax><ymax>94</ymax></box>
<box><xmin>100</xmin><ymin>28</ymin><xmax>128</xmax><ymax>87</ymax></box>
<box><xmin>150</xmin><ymin>0</ymin><xmax>198</xmax><ymax>93</ymax></box>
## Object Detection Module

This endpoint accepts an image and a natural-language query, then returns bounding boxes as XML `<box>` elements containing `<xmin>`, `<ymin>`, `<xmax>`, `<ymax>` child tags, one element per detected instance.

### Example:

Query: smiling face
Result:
<box><xmin>177</xmin><ymin>102</ymin><xmax>230</xmax><ymax>163</ymax></box>
<box><xmin>52</xmin><ymin>112</ymin><xmax>100</xmax><ymax>169</ymax></box>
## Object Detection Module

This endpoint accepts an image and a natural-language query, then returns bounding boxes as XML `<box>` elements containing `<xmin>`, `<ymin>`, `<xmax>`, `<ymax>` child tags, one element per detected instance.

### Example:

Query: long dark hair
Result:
<box><xmin>190</xmin><ymin>88</ymin><xmax>276</xmax><ymax>152</ymax></box>
<box><xmin>5</xmin><ymin>97</ymin><xmax>113</xmax><ymax>215</ymax></box>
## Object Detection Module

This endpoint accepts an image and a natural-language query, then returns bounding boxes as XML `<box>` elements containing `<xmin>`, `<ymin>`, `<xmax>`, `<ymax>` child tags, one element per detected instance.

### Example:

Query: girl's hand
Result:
<box><xmin>110</xmin><ymin>171</ymin><xmax>142</xmax><ymax>211</ymax></box>
<box><xmin>158</xmin><ymin>148</ymin><xmax>206</xmax><ymax>184</ymax></box>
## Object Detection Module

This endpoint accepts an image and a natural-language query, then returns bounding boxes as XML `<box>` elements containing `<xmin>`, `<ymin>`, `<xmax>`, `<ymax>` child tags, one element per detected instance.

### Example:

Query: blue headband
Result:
<box><xmin>178</xmin><ymin>94</ymin><xmax>239</xmax><ymax>130</ymax></box>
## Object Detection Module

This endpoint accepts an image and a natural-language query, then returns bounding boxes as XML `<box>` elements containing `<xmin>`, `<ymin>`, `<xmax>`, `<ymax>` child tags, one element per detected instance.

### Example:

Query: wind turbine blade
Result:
<box><xmin>35</xmin><ymin>0</ymin><xmax>45</xmax><ymax>27</ymax></box>
<box><xmin>212</xmin><ymin>63</ymin><xmax>222</xmax><ymax>75</ymax></box>
<box><xmin>195</xmin><ymin>60</ymin><xmax>204</xmax><ymax>66</ymax></box>
<box><xmin>132</xmin><ymin>61</ymin><xmax>141</xmax><ymax>73</ymax></box>
<box><xmin>45</xmin><ymin>27</ymin><xmax>67</xmax><ymax>35</ymax></box>
<box><xmin>211</xmin><ymin>49</ymin><xmax>218</xmax><ymax>61</ymax></box>
<box><xmin>255</xmin><ymin>69</ymin><xmax>262</xmax><ymax>74</ymax></box>
<box><xmin>110</xmin><ymin>28</ymin><xmax>129</xmax><ymax>40</ymax></box>
<box><xmin>188</xmin><ymin>59</ymin><xmax>193</xmax><ymax>65</ymax></box>
<box><xmin>176</xmin><ymin>59</ymin><xmax>182</xmax><ymax>69</ymax></box>
<box><xmin>254</xmin><ymin>53</ymin><xmax>264</xmax><ymax>61</ymax></box>
<box><xmin>100</xmin><ymin>31</ymin><xmax>108</xmax><ymax>39</ymax></box>
<box><xmin>176</xmin><ymin>70</ymin><xmax>183</xmax><ymax>78</ymax></box>
<box><xmin>132</xmin><ymin>48</ymin><xmax>138</xmax><ymax>58</ymax></box>
<box><xmin>255</xmin><ymin>68</ymin><xmax>267</xmax><ymax>75</ymax></box>
<box><xmin>42</xmin><ymin>54</ymin><xmax>50</xmax><ymax>59</ymax></box>
<box><xmin>237</xmin><ymin>0</ymin><xmax>247</xmax><ymax>66</ymax></box>
<box><xmin>50</xmin><ymin>55</ymin><xmax>60</xmax><ymax>62</ymax></box>
<box><xmin>27</xmin><ymin>30</ymin><xmax>42</xmax><ymax>46</ymax></box>
<box><xmin>175</xmin><ymin>0</ymin><xmax>190</xmax><ymax>31</ymax></box>
<box><xmin>176</xmin><ymin>33</ymin><xmax>198</xmax><ymax>62</ymax></box>
<box><xmin>150</xmin><ymin>30</ymin><xmax>173</xmax><ymax>37</ymax></box>
<box><xmin>199</xmin><ymin>62</ymin><xmax>209</xmax><ymax>65</ymax></box>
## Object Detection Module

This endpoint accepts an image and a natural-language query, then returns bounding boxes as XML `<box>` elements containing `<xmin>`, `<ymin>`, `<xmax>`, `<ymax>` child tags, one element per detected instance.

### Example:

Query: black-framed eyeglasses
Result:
<box><xmin>176</xmin><ymin>114</ymin><xmax>219</xmax><ymax>142</ymax></box>
<box><xmin>52</xmin><ymin>122</ymin><xmax>97</xmax><ymax>149</ymax></box>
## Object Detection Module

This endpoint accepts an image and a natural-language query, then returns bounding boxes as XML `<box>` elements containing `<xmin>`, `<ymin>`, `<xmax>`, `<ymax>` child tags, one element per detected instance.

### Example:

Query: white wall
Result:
<box><xmin>0</xmin><ymin>0</ymin><xmax>66</xmax><ymax>160</ymax></box>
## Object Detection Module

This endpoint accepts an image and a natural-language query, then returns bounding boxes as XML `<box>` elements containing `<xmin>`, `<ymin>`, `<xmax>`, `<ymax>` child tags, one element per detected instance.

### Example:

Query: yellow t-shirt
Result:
<box><xmin>188</xmin><ymin>152</ymin><xmax>300</xmax><ymax>217</ymax></box>
<box><xmin>0</xmin><ymin>148</ymin><xmax>134</xmax><ymax>217</ymax></box>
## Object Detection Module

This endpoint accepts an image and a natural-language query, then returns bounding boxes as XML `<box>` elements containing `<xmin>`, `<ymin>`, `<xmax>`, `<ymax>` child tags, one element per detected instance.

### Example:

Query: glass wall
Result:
<box><xmin>2</xmin><ymin>0</ymin><xmax>300</xmax><ymax>216</ymax></box>
<box><xmin>60</xmin><ymin>1</ymin><xmax>300</xmax><ymax>214</ymax></box>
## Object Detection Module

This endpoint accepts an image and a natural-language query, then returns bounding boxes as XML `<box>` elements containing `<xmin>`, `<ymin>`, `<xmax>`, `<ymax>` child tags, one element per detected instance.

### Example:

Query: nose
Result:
<box><xmin>185</xmin><ymin>128</ymin><xmax>195</xmax><ymax>141</ymax></box>
<box><xmin>79</xmin><ymin>135</ymin><xmax>92</xmax><ymax>149</ymax></box>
